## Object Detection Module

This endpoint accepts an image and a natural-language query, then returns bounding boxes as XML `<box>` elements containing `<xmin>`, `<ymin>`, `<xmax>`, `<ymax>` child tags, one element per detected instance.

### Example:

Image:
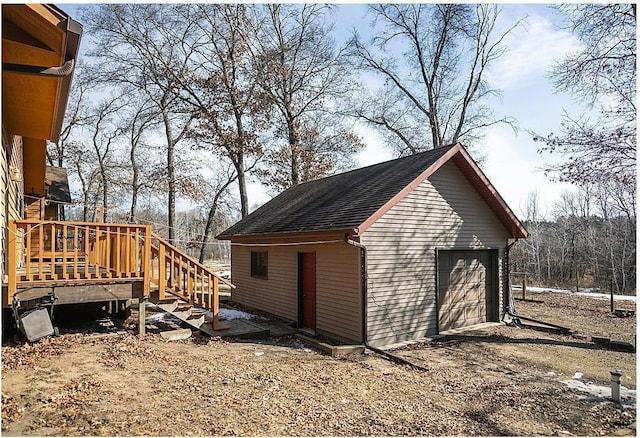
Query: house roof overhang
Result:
<box><xmin>2</xmin><ymin>4</ymin><xmax>82</xmax><ymax>143</ymax></box>
<box><xmin>356</xmin><ymin>143</ymin><xmax>529</xmax><ymax>239</ymax></box>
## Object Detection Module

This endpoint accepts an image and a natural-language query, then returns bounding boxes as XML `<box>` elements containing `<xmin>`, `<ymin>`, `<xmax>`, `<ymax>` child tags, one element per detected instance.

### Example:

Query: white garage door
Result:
<box><xmin>437</xmin><ymin>250</ymin><xmax>496</xmax><ymax>332</ymax></box>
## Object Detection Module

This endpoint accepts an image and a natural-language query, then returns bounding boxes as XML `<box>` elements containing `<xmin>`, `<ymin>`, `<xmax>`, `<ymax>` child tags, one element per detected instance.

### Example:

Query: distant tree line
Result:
<box><xmin>511</xmin><ymin>184</ymin><xmax>636</xmax><ymax>294</ymax></box>
<box><xmin>517</xmin><ymin>4</ymin><xmax>636</xmax><ymax>295</ymax></box>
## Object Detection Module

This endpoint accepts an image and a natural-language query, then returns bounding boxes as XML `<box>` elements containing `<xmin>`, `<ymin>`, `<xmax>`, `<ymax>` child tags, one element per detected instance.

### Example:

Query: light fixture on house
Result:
<box><xmin>9</xmin><ymin>166</ymin><xmax>22</xmax><ymax>182</ymax></box>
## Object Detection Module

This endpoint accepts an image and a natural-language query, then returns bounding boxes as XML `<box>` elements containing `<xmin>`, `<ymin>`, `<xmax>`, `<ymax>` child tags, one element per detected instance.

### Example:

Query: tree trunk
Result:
<box><xmin>129</xmin><ymin>144</ymin><xmax>139</xmax><ymax>223</ymax></box>
<box><xmin>162</xmin><ymin>106</ymin><xmax>176</xmax><ymax>243</ymax></box>
<box><xmin>199</xmin><ymin>203</ymin><xmax>217</xmax><ymax>264</ymax></box>
<box><xmin>237</xmin><ymin>159</ymin><xmax>249</xmax><ymax>218</ymax></box>
<box><xmin>288</xmin><ymin>121</ymin><xmax>299</xmax><ymax>186</ymax></box>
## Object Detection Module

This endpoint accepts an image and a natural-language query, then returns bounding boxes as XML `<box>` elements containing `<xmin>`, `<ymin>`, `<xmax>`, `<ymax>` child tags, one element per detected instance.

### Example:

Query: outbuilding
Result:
<box><xmin>217</xmin><ymin>143</ymin><xmax>527</xmax><ymax>347</ymax></box>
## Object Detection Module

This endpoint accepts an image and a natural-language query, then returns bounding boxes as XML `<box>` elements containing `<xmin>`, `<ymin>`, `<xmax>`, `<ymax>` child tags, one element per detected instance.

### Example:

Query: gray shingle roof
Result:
<box><xmin>218</xmin><ymin>144</ymin><xmax>456</xmax><ymax>238</ymax></box>
<box><xmin>45</xmin><ymin>166</ymin><xmax>71</xmax><ymax>204</ymax></box>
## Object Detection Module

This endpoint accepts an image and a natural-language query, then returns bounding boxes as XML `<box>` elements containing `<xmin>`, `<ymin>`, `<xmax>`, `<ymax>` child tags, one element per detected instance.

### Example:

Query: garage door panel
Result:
<box><xmin>438</xmin><ymin>250</ymin><xmax>496</xmax><ymax>332</ymax></box>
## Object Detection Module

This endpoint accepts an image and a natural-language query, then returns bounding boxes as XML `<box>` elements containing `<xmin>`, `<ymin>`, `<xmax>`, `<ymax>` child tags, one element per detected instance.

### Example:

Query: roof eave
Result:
<box><xmin>51</xmin><ymin>11</ymin><xmax>82</xmax><ymax>143</ymax></box>
<box><xmin>217</xmin><ymin>228</ymin><xmax>357</xmax><ymax>242</ymax></box>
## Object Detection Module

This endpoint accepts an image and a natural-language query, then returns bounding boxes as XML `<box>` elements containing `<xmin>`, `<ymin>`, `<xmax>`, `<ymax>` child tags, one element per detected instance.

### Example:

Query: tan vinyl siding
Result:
<box><xmin>231</xmin><ymin>242</ymin><xmax>362</xmax><ymax>342</ymax></box>
<box><xmin>1</xmin><ymin>133</ymin><xmax>24</xmax><ymax>279</ymax></box>
<box><xmin>361</xmin><ymin>160</ymin><xmax>510</xmax><ymax>347</ymax></box>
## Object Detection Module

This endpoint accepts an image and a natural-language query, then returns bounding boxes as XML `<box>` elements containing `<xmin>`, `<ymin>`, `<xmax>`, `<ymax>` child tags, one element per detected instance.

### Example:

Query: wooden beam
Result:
<box><xmin>212</xmin><ymin>277</ymin><xmax>221</xmax><ymax>330</ymax></box>
<box><xmin>7</xmin><ymin>281</ymin><xmax>144</xmax><ymax>307</ymax></box>
<box><xmin>158</xmin><ymin>243</ymin><xmax>166</xmax><ymax>300</ymax></box>
<box><xmin>138</xmin><ymin>298</ymin><xmax>146</xmax><ymax>336</ymax></box>
<box><xmin>22</xmin><ymin>137</ymin><xmax>46</xmax><ymax>195</ymax></box>
<box><xmin>142</xmin><ymin>225</ymin><xmax>151</xmax><ymax>297</ymax></box>
<box><xmin>7</xmin><ymin>221</ymin><xmax>17</xmax><ymax>305</ymax></box>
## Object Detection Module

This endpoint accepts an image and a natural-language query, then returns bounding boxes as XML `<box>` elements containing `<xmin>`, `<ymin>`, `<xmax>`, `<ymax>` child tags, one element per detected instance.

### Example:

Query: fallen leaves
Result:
<box><xmin>0</xmin><ymin>292</ymin><xmax>635</xmax><ymax>436</ymax></box>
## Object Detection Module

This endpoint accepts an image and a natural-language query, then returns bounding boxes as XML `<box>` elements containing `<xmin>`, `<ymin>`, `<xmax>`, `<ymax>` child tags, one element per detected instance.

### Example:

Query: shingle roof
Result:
<box><xmin>218</xmin><ymin>144</ymin><xmax>457</xmax><ymax>238</ymax></box>
<box><xmin>45</xmin><ymin>166</ymin><xmax>71</xmax><ymax>204</ymax></box>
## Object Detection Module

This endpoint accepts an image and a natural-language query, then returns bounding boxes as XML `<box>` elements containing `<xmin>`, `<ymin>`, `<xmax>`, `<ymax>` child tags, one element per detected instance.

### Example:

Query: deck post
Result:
<box><xmin>212</xmin><ymin>277</ymin><xmax>221</xmax><ymax>330</ymax></box>
<box><xmin>7</xmin><ymin>220</ymin><xmax>17</xmax><ymax>304</ymax></box>
<box><xmin>142</xmin><ymin>225</ymin><xmax>152</xmax><ymax>298</ymax></box>
<box><xmin>138</xmin><ymin>297</ymin><xmax>147</xmax><ymax>336</ymax></box>
<box><xmin>158</xmin><ymin>242</ymin><xmax>166</xmax><ymax>300</ymax></box>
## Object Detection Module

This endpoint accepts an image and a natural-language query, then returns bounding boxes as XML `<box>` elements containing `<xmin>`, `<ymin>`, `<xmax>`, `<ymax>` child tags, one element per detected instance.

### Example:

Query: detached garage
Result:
<box><xmin>217</xmin><ymin>143</ymin><xmax>527</xmax><ymax>347</ymax></box>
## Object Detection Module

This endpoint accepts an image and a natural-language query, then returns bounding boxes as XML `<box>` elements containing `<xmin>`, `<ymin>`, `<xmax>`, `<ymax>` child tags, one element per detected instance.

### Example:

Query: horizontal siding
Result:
<box><xmin>232</xmin><ymin>246</ymin><xmax>298</xmax><ymax>320</ymax></box>
<box><xmin>1</xmin><ymin>133</ymin><xmax>24</xmax><ymax>278</ymax></box>
<box><xmin>1</xmin><ymin>136</ymin><xmax>6</xmax><ymax>279</ymax></box>
<box><xmin>362</xmin><ymin>160</ymin><xmax>510</xmax><ymax>347</ymax></box>
<box><xmin>231</xmin><ymin>242</ymin><xmax>362</xmax><ymax>342</ymax></box>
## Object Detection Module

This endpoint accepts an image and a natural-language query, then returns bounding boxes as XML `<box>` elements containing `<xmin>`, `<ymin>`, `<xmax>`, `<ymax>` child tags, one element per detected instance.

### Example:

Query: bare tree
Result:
<box><xmin>195</xmin><ymin>162</ymin><xmax>237</xmax><ymax>263</ymax></box>
<box><xmin>81</xmin><ymin>4</ymin><xmax>200</xmax><ymax>242</ymax></box>
<box><xmin>249</xmin><ymin>4</ymin><xmax>364</xmax><ymax>191</ymax></box>
<box><xmin>47</xmin><ymin>63</ymin><xmax>93</xmax><ymax>168</ymax></box>
<box><xmin>118</xmin><ymin>93</ymin><xmax>161</xmax><ymax>223</ymax></box>
<box><xmin>65</xmin><ymin>138</ymin><xmax>101</xmax><ymax>222</ymax></box>
<box><xmin>534</xmin><ymin>4</ymin><xmax>636</xmax><ymax>185</ymax></box>
<box><xmin>175</xmin><ymin>4</ymin><xmax>266</xmax><ymax>218</ymax></box>
<box><xmin>349</xmin><ymin>4</ymin><xmax>519</xmax><ymax>155</ymax></box>
<box><xmin>87</xmin><ymin>96</ymin><xmax>128</xmax><ymax>223</ymax></box>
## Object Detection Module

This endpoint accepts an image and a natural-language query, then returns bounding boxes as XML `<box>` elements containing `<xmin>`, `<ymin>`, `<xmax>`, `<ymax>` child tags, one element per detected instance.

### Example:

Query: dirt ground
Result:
<box><xmin>1</xmin><ymin>291</ymin><xmax>636</xmax><ymax>436</ymax></box>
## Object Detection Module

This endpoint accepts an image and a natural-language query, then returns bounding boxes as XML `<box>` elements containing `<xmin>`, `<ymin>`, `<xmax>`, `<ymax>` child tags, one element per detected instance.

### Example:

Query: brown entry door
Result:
<box><xmin>299</xmin><ymin>252</ymin><xmax>316</xmax><ymax>330</ymax></box>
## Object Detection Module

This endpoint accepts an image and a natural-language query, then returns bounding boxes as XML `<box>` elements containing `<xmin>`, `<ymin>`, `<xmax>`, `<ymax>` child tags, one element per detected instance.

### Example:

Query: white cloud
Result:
<box><xmin>486</xmin><ymin>11</ymin><xmax>582</xmax><ymax>91</ymax></box>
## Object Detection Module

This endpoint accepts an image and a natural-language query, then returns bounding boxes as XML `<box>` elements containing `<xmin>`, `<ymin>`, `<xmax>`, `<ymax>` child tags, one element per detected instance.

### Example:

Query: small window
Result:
<box><xmin>251</xmin><ymin>251</ymin><xmax>268</xmax><ymax>279</ymax></box>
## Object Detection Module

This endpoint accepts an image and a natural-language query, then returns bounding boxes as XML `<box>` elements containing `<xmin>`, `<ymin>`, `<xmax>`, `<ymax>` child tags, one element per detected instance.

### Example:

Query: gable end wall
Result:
<box><xmin>361</xmin><ymin>160</ymin><xmax>511</xmax><ymax>347</ymax></box>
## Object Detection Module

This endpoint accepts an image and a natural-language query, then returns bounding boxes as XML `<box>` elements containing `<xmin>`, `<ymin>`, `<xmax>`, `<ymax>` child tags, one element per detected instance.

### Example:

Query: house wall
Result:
<box><xmin>361</xmin><ymin>160</ymin><xmax>510</xmax><ymax>347</ymax></box>
<box><xmin>231</xmin><ymin>241</ymin><xmax>362</xmax><ymax>342</ymax></box>
<box><xmin>1</xmin><ymin>132</ymin><xmax>24</xmax><ymax>280</ymax></box>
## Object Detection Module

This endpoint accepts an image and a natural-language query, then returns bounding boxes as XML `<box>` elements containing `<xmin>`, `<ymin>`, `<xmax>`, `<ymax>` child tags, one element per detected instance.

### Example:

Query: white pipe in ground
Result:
<box><xmin>610</xmin><ymin>370</ymin><xmax>622</xmax><ymax>402</ymax></box>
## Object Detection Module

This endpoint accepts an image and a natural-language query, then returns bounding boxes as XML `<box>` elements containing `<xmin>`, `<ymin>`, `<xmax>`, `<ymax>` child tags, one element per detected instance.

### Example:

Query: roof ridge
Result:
<box><xmin>294</xmin><ymin>143</ymin><xmax>457</xmax><ymax>188</ymax></box>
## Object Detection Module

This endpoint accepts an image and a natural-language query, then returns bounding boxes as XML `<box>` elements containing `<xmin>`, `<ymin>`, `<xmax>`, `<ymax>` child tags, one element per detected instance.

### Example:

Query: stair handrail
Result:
<box><xmin>149</xmin><ymin>233</ymin><xmax>235</xmax><ymax>289</ymax></box>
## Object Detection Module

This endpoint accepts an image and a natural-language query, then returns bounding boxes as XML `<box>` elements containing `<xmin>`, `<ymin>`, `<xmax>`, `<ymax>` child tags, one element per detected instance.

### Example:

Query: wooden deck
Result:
<box><xmin>4</xmin><ymin>219</ymin><xmax>234</xmax><ymax>329</ymax></box>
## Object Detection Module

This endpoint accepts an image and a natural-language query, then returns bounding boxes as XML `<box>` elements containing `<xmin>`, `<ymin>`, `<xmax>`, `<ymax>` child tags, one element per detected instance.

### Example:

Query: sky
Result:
<box><xmin>58</xmin><ymin>2</ymin><xmax>584</xmax><ymax>221</ymax></box>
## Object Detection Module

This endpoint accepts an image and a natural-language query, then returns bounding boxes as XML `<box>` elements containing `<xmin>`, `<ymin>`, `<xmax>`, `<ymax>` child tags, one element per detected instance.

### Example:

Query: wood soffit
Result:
<box><xmin>2</xmin><ymin>4</ymin><xmax>82</xmax><ymax>143</ymax></box>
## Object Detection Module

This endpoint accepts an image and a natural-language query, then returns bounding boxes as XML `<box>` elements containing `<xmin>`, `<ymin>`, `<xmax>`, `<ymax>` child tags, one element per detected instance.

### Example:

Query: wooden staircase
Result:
<box><xmin>148</xmin><ymin>233</ymin><xmax>234</xmax><ymax>332</ymax></box>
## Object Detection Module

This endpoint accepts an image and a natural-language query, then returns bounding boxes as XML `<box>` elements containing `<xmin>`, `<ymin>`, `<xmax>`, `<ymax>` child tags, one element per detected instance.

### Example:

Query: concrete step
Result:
<box><xmin>186</xmin><ymin>313</ymin><xmax>205</xmax><ymax>328</ymax></box>
<box><xmin>160</xmin><ymin>328</ymin><xmax>193</xmax><ymax>341</ymax></box>
<box><xmin>155</xmin><ymin>299</ymin><xmax>180</xmax><ymax>313</ymax></box>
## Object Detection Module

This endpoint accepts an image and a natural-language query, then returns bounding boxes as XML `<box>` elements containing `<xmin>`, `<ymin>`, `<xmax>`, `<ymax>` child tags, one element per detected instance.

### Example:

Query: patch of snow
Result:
<box><xmin>211</xmin><ymin>308</ymin><xmax>256</xmax><ymax>321</ymax></box>
<box><xmin>216</xmin><ymin>270</ymin><xmax>231</xmax><ymax>280</ymax></box>
<box><xmin>572</xmin><ymin>372</ymin><xmax>583</xmax><ymax>379</ymax></box>
<box><xmin>513</xmin><ymin>286</ymin><xmax>571</xmax><ymax>294</ymax></box>
<box><xmin>561</xmin><ymin>379</ymin><xmax>636</xmax><ymax>409</ymax></box>
<box><xmin>575</xmin><ymin>291</ymin><xmax>637</xmax><ymax>302</ymax></box>
<box><xmin>254</xmin><ymin>351</ymin><xmax>264</xmax><ymax>357</ymax></box>
<box><xmin>145</xmin><ymin>312</ymin><xmax>167</xmax><ymax>322</ymax></box>
<box><xmin>547</xmin><ymin>372</ymin><xmax>556</xmax><ymax>376</ymax></box>
<box><xmin>512</xmin><ymin>285</ymin><xmax>637</xmax><ymax>302</ymax></box>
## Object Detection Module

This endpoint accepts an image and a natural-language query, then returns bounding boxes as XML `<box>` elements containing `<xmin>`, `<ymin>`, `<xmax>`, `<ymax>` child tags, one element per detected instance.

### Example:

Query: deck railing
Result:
<box><xmin>6</xmin><ymin>220</ymin><xmax>230</xmax><ymax>329</ymax></box>
<box><xmin>7</xmin><ymin>220</ymin><xmax>152</xmax><ymax>304</ymax></box>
